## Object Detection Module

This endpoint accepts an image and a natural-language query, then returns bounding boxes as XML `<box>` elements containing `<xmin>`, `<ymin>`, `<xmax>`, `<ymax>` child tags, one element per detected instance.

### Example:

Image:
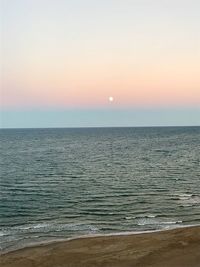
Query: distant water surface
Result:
<box><xmin>0</xmin><ymin>127</ymin><xmax>200</xmax><ymax>252</ymax></box>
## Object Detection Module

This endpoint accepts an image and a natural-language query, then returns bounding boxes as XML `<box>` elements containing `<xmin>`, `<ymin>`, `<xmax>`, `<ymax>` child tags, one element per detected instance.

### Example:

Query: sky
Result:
<box><xmin>1</xmin><ymin>0</ymin><xmax>200</xmax><ymax>127</ymax></box>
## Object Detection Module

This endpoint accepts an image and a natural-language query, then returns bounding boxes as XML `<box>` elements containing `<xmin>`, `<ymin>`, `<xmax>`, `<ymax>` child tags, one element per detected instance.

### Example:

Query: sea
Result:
<box><xmin>0</xmin><ymin>127</ymin><xmax>200</xmax><ymax>253</ymax></box>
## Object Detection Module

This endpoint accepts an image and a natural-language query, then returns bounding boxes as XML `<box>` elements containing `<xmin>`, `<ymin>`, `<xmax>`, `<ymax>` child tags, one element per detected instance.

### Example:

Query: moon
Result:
<box><xmin>109</xmin><ymin>96</ymin><xmax>114</xmax><ymax>102</ymax></box>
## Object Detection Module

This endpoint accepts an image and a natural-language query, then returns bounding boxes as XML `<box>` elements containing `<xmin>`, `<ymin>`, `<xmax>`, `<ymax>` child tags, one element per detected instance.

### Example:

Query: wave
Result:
<box><xmin>125</xmin><ymin>214</ymin><xmax>156</xmax><ymax>220</ymax></box>
<box><xmin>175</xmin><ymin>193</ymin><xmax>200</xmax><ymax>206</ymax></box>
<box><xmin>1</xmin><ymin>222</ymin><xmax>99</xmax><ymax>237</ymax></box>
<box><xmin>136</xmin><ymin>217</ymin><xmax>182</xmax><ymax>226</ymax></box>
<box><xmin>0</xmin><ymin>231</ymin><xmax>7</xmax><ymax>237</ymax></box>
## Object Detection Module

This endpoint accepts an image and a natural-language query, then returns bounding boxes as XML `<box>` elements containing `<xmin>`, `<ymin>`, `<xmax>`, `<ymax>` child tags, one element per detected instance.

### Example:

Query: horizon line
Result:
<box><xmin>1</xmin><ymin>125</ymin><xmax>199</xmax><ymax>130</ymax></box>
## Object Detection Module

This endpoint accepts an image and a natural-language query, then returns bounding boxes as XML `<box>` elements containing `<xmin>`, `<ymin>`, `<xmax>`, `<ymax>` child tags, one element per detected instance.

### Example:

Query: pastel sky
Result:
<box><xmin>1</xmin><ymin>0</ymin><xmax>200</xmax><ymax>127</ymax></box>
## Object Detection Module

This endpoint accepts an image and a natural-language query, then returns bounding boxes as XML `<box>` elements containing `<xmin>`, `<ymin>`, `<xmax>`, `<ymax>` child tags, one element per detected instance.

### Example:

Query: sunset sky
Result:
<box><xmin>1</xmin><ymin>0</ymin><xmax>200</xmax><ymax>127</ymax></box>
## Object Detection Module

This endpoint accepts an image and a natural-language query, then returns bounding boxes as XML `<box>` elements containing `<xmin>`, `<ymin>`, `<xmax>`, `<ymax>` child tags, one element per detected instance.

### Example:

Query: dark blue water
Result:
<box><xmin>0</xmin><ymin>127</ymin><xmax>200</xmax><ymax>252</ymax></box>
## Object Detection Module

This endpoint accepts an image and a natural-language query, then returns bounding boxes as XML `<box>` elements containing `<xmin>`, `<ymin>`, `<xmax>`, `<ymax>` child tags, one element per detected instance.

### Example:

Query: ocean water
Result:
<box><xmin>0</xmin><ymin>127</ymin><xmax>200</xmax><ymax>252</ymax></box>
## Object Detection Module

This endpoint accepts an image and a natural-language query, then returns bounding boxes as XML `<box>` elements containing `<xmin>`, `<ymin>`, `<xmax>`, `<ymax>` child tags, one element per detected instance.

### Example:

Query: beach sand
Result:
<box><xmin>1</xmin><ymin>226</ymin><xmax>200</xmax><ymax>267</ymax></box>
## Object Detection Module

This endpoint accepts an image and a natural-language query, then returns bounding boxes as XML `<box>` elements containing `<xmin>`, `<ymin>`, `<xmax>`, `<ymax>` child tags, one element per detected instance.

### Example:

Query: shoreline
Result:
<box><xmin>1</xmin><ymin>225</ymin><xmax>200</xmax><ymax>267</ymax></box>
<box><xmin>1</xmin><ymin>224</ymin><xmax>198</xmax><ymax>255</ymax></box>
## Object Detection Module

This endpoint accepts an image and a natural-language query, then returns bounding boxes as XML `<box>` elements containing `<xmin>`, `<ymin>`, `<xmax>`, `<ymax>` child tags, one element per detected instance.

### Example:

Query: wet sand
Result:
<box><xmin>0</xmin><ymin>226</ymin><xmax>200</xmax><ymax>267</ymax></box>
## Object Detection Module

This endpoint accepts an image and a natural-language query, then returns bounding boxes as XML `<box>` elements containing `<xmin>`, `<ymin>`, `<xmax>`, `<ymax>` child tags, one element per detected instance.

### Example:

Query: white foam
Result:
<box><xmin>14</xmin><ymin>222</ymin><xmax>99</xmax><ymax>234</ymax></box>
<box><xmin>147</xmin><ymin>215</ymin><xmax>156</xmax><ymax>218</ymax></box>
<box><xmin>125</xmin><ymin>214</ymin><xmax>156</xmax><ymax>220</ymax></box>
<box><xmin>178</xmin><ymin>194</ymin><xmax>200</xmax><ymax>205</ymax></box>
<box><xmin>17</xmin><ymin>223</ymin><xmax>50</xmax><ymax>231</ymax></box>
<box><xmin>33</xmin><ymin>223</ymin><xmax>50</xmax><ymax>229</ymax></box>
<box><xmin>179</xmin><ymin>193</ymin><xmax>193</xmax><ymax>198</ymax></box>
<box><xmin>0</xmin><ymin>231</ymin><xmax>6</xmax><ymax>237</ymax></box>
<box><xmin>136</xmin><ymin>217</ymin><xmax>182</xmax><ymax>226</ymax></box>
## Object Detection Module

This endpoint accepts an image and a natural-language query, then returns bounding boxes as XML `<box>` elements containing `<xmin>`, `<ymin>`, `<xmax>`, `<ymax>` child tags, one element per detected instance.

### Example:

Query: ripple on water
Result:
<box><xmin>0</xmin><ymin>127</ymin><xmax>200</xmax><ymax>252</ymax></box>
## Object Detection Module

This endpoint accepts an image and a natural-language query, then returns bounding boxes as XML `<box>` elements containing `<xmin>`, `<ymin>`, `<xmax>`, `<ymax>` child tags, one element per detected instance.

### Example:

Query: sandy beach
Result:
<box><xmin>1</xmin><ymin>225</ymin><xmax>200</xmax><ymax>267</ymax></box>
